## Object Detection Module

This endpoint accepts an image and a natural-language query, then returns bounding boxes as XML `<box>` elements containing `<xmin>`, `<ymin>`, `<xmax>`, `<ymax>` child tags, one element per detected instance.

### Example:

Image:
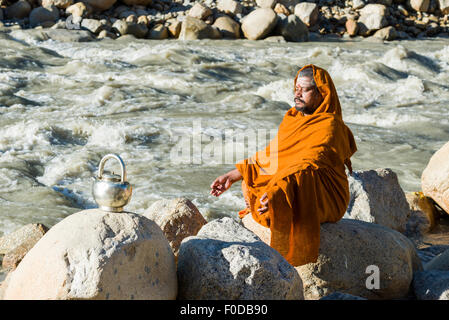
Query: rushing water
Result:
<box><xmin>0</xmin><ymin>30</ymin><xmax>449</xmax><ymax>236</ymax></box>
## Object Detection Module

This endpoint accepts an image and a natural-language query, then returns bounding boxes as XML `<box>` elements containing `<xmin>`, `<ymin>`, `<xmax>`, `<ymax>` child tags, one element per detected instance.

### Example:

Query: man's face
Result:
<box><xmin>294</xmin><ymin>78</ymin><xmax>323</xmax><ymax>115</ymax></box>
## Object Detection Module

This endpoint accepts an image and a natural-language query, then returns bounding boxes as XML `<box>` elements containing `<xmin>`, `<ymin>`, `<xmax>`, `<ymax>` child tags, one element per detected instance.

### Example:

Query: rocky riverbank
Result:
<box><xmin>1</xmin><ymin>0</ymin><xmax>449</xmax><ymax>42</ymax></box>
<box><xmin>0</xmin><ymin>141</ymin><xmax>448</xmax><ymax>300</ymax></box>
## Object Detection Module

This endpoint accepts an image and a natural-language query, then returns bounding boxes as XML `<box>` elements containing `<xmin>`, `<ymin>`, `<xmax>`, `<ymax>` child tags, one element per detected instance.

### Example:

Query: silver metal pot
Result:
<box><xmin>92</xmin><ymin>154</ymin><xmax>132</xmax><ymax>212</ymax></box>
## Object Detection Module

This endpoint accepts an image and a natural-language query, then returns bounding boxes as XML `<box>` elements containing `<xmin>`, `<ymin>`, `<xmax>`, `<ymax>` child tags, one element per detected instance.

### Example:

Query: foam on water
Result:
<box><xmin>1</xmin><ymin>35</ymin><xmax>449</xmax><ymax>236</ymax></box>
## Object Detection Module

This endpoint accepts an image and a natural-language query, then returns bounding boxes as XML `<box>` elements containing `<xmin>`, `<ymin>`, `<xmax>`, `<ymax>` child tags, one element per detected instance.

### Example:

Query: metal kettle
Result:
<box><xmin>92</xmin><ymin>154</ymin><xmax>132</xmax><ymax>212</ymax></box>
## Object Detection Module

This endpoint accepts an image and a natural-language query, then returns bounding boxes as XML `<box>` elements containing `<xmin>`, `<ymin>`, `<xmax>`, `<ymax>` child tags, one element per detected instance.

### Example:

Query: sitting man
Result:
<box><xmin>210</xmin><ymin>65</ymin><xmax>357</xmax><ymax>267</ymax></box>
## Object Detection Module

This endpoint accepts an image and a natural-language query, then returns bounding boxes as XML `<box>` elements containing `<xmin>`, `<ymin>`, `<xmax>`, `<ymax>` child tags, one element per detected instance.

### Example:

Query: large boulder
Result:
<box><xmin>296</xmin><ymin>219</ymin><xmax>423</xmax><ymax>300</ymax></box>
<box><xmin>358</xmin><ymin>4</ymin><xmax>388</xmax><ymax>34</ymax></box>
<box><xmin>0</xmin><ymin>223</ymin><xmax>48</xmax><ymax>271</ymax></box>
<box><xmin>29</xmin><ymin>5</ymin><xmax>60</xmax><ymax>28</ymax></box>
<box><xmin>217</xmin><ymin>0</ymin><xmax>243</xmax><ymax>16</ymax></box>
<box><xmin>293</xmin><ymin>2</ymin><xmax>318</xmax><ymax>27</ymax></box>
<box><xmin>212</xmin><ymin>15</ymin><xmax>241</xmax><ymax>38</ymax></box>
<box><xmin>344</xmin><ymin>168</ymin><xmax>410</xmax><ymax>233</ymax></box>
<box><xmin>5</xmin><ymin>0</ymin><xmax>32</xmax><ymax>20</ymax></box>
<box><xmin>413</xmin><ymin>270</ymin><xmax>449</xmax><ymax>300</ymax></box>
<box><xmin>409</xmin><ymin>0</ymin><xmax>430</xmax><ymax>12</ymax></box>
<box><xmin>422</xmin><ymin>141</ymin><xmax>449</xmax><ymax>215</ymax></box>
<box><xmin>188</xmin><ymin>3</ymin><xmax>213</xmax><ymax>20</ymax></box>
<box><xmin>2</xmin><ymin>209</ymin><xmax>177</xmax><ymax>300</ymax></box>
<box><xmin>241</xmin><ymin>213</ymin><xmax>422</xmax><ymax>300</ymax></box>
<box><xmin>143</xmin><ymin>198</ymin><xmax>206</xmax><ymax>259</ymax></box>
<box><xmin>179</xmin><ymin>16</ymin><xmax>221</xmax><ymax>40</ymax></box>
<box><xmin>177</xmin><ymin>217</ymin><xmax>303</xmax><ymax>300</ymax></box>
<box><xmin>274</xmin><ymin>14</ymin><xmax>308</xmax><ymax>42</ymax></box>
<box><xmin>241</xmin><ymin>8</ymin><xmax>278</xmax><ymax>40</ymax></box>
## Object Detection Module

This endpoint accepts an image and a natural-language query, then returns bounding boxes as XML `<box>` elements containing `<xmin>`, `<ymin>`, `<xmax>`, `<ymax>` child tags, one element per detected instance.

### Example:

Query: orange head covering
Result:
<box><xmin>236</xmin><ymin>64</ymin><xmax>357</xmax><ymax>266</ymax></box>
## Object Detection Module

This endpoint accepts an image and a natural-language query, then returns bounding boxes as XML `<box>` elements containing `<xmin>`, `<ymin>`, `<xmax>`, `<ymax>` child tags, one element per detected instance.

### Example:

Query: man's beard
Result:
<box><xmin>295</xmin><ymin>99</ymin><xmax>311</xmax><ymax>114</ymax></box>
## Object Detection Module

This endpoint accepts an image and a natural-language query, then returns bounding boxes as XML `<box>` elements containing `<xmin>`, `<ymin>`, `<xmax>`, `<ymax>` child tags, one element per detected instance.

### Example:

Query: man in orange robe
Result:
<box><xmin>210</xmin><ymin>65</ymin><xmax>357</xmax><ymax>267</ymax></box>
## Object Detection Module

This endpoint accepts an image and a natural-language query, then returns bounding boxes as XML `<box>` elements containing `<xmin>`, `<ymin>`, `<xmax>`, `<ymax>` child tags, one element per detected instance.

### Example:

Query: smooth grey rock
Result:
<box><xmin>29</xmin><ymin>5</ymin><xmax>60</xmax><ymax>28</ymax></box>
<box><xmin>217</xmin><ymin>0</ymin><xmax>243</xmax><ymax>16</ymax></box>
<box><xmin>293</xmin><ymin>2</ymin><xmax>319</xmax><ymax>27</ymax></box>
<box><xmin>241</xmin><ymin>8</ymin><xmax>278</xmax><ymax>40</ymax></box>
<box><xmin>358</xmin><ymin>4</ymin><xmax>388</xmax><ymax>34</ymax></box>
<box><xmin>373</xmin><ymin>26</ymin><xmax>397</xmax><ymax>41</ymax></box>
<box><xmin>296</xmin><ymin>219</ymin><xmax>423</xmax><ymax>300</ymax></box>
<box><xmin>81</xmin><ymin>18</ymin><xmax>104</xmax><ymax>34</ymax></box>
<box><xmin>3</xmin><ymin>209</ymin><xmax>177</xmax><ymax>300</ymax></box>
<box><xmin>274</xmin><ymin>14</ymin><xmax>308</xmax><ymax>42</ymax></box>
<box><xmin>320</xmin><ymin>292</ymin><xmax>367</xmax><ymax>300</ymax></box>
<box><xmin>413</xmin><ymin>270</ymin><xmax>449</xmax><ymax>300</ymax></box>
<box><xmin>177</xmin><ymin>217</ymin><xmax>303</xmax><ymax>300</ymax></box>
<box><xmin>188</xmin><ymin>3</ymin><xmax>213</xmax><ymax>20</ymax></box>
<box><xmin>5</xmin><ymin>0</ymin><xmax>31</xmax><ymax>20</ymax></box>
<box><xmin>256</xmin><ymin>0</ymin><xmax>277</xmax><ymax>8</ymax></box>
<box><xmin>212</xmin><ymin>15</ymin><xmax>240</xmax><ymax>38</ymax></box>
<box><xmin>344</xmin><ymin>168</ymin><xmax>410</xmax><ymax>233</ymax></box>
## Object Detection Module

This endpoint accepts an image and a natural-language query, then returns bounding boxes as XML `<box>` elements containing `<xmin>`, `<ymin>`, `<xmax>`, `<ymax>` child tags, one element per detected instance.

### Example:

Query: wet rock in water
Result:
<box><xmin>241</xmin><ymin>8</ymin><xmax>278</xmax><ymax>40</ymax></box>
<box><xmin>5</xmin><ymin>0</ymin><xmax>31</xmax><ymax>20</ymax></box>
<box><xmin>167</xmin><ymin>18</ymin><xmax>182</xmax><ymax>38</ymax></box>
<box><xmin>274</xmin><ymin>13</ymin><xmax>308</xmax><ymax>42</ymax></box>
<box><xmin>188</xmin><ymin>3</ymin><xmax>213</xmax><ymax>20</ymax></box>
<box><xmin>439</xmin><ymin>0</ymin><xmax>449</xmax><ymax>14</ymax></box>
<box><xmin>29</xmin><ymin>5</ymin><xmax>60</xmax><ymax>28</ymax></box>
<box><xmin>424</xmin><ymin>249</ymin><xmax>449</xmax><ymax>271</ymax></box>
<box><xmin>373</xmin><ymin>26</ymin><xmax>397</xmax><ymax>40</ymax></box>
<box><xmin>65</xmin><ymin>2</ymin><xmax>91</xmax><ymax>18</ymax></box>
<box><xmin>0</xmin><ymin>224</ymin><xmax>48</xmax><ymax>255</ymax></box>
<box><xmin>217</xmin><ymin>0</ymin><xmax>244</xmax><ymax>16</ymax></box>
<box><xmin>413</xmin><ymin>270</ymin><xmax>449</xmax><ymax>300</ymax></box>
<box><xmin>179</xmin><ymin>16</ymin><xmax>221</xmax><ymax>40</ymax></box>
<box><xmin>177</xmin><ymin>217</ymin><xmax>303</xmax><ymax>300</ymax></box>
<box><xmin>345</xmin><ymin>18</ymin><xmax>359</xmax><ymax>36</ymax></box>
<box><xmin>81</xmin><ymin>18</ymin><xmax>104</xmax><ymax>34</ymax></box>
<box><xmin>296</xmin><ymin>219</ymin><xmax>423</xmax><ymax>300</ymax></box>
<box><xmin>42</xmin><ymin>0</ymin><xmax>74</xmax><ymax>9</ymax></box>
<box><xmin>143</xmin><ymin>198</ymin><xmax>206</xmax><ymax>258</ymax></box>
<box><xmin>410</xmin><ymin>0</ymin><xmax>430</xmax><ymax>12</ymax></box>
<box><xmin>9</xmin><ymin>28</ymin><xmax>94</xmax><ymax>42</ymax></box>
<box><xmin>358</xmin><ymin>4</ymin><xmax>388</xmax><ymax>34</ymax></box>
<box><xmin>83</xmin><ymin>0</ymin><xmax>117</xmax><ymax>11</ymax></box>
<box><xmin>212</xmin><ymin>15</ymin><xmax>241</xmax><ymax>38</ymax></box>
<box><xmin>344</xmin><ymin>168</ymin><xmax>410</xmax><ymax>233</ymax></box>
<box><xmin>2</xmin><ymin>209</ymin><xmax>177</xmax><ymax>300</ymax></box>
<box><xmin>320</xmin><ymin>292</ymin><xmax>367</xmax><ymax>300</ymax></box>
<box><xmin>405</xmin><ymin>192</ymin><xmax>436</xmax><ymax>238</ymax></box>
<box><xmin>422</xmin><ymin>141</ymin><xmax>449</xmax><ymax>215</ymax></box>
<box><xmin>293</xmin><ymin>2</ymin><xmax>318</xmax><ymax>27</ymax></box>
<box><xmin>256</xmin><ymin>0</ymin><xmax>277</xmax><ymax>9</ymax></box>
<box><xmin>148</xmin><ymin>24</ymin><xmax>168</xmax><ymax>39</ymax></box>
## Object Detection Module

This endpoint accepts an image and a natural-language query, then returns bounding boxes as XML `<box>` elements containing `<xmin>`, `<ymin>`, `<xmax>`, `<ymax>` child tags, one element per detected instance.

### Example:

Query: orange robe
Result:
<box><xmin>236</xmin><ymin>64</ymin><xmax>357</xmax><ymax>266</ymax></box>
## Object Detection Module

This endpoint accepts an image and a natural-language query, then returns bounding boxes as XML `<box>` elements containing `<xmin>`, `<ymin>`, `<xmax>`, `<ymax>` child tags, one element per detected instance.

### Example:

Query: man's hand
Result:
<box><xmin>257</xmin><ymin>192</ymin><xmax>268</xmax><ymax>214</ymax></box>
<box><xmin>210</xmin><ymin>169</ymin><xmax>242</xmax><ymax>197</ymax></box>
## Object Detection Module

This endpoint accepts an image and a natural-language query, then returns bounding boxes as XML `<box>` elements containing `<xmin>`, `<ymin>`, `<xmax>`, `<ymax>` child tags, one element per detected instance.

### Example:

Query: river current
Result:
<box><xmin>0</xmin><ymin>31</ymin><xmax>448</xmax><ymax>236</ymax></box>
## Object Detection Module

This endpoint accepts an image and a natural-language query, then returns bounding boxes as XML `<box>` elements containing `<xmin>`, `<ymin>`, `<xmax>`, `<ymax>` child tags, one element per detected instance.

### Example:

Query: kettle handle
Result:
<box><xmin>98</xmin><ymin>154</ymin><xmax>127</xmax><ymax>183</ymax></box>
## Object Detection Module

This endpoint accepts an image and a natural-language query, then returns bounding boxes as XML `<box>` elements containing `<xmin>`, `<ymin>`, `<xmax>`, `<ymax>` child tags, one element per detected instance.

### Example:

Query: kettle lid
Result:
<box><xmin>100</xmin><ymin>172</ymin><xmax>122</xmax><ymax>182</ymax></box>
